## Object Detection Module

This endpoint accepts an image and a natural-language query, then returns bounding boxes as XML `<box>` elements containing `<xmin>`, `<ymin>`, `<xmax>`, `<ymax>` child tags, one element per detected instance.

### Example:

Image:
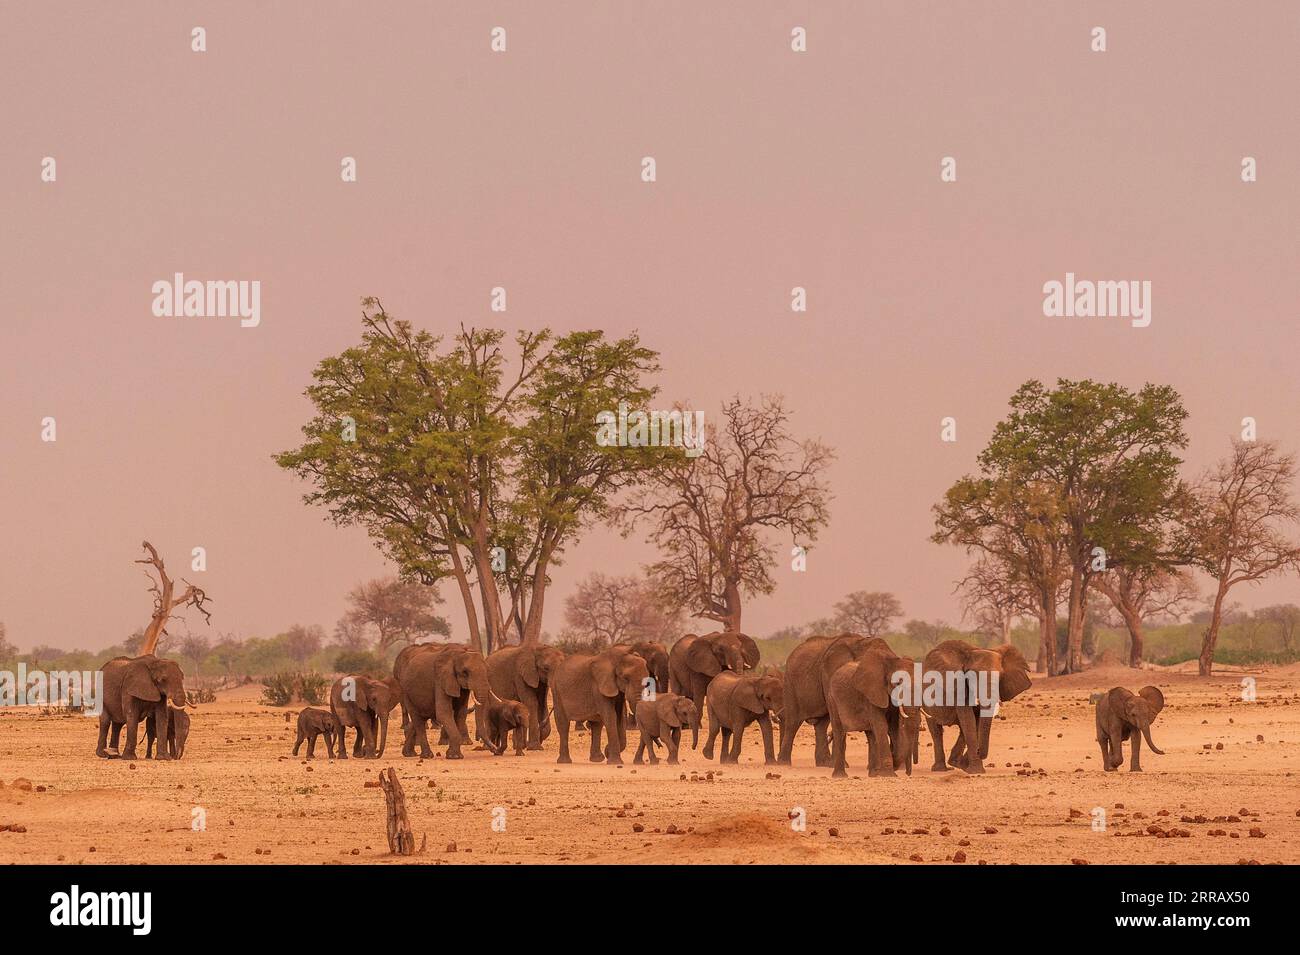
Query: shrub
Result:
<box><xmin>260</xmin><ymin>672</ymin><xmax>297</xmax><ymax>706</ymax></box>
<box><xmin>333</xmin><ymin>649</ymin><xmax>385</xmax><ymax>677</ymax></box>
<box><xmin>298</xmin><ymin>671</ymin><xmax>328</xmax><ymax>705</ymax></box>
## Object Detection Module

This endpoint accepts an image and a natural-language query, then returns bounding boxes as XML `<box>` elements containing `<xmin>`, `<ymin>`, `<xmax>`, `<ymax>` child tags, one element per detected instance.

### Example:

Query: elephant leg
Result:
<box><xmin>776</xmin><ymin>710</ymin><xmax>797</xmax><ymax>765</ymax></box>
<box><xmin>829</xmin><ymin>704</ymin><xmax>849</xmax><ymax>779</ymax></box>
<box><xmin>152</xmin><ymin>702</ymin><xmax>172</xmax><ymax>760</ymax></box>
<box><xmin>953</xmin><ymin>704</ymin><xmax>984</xmax><ymax>774</ymax></box>
<box><xmin>436</xmin><ymin>696</ymin><xmax>463</xmax><ymax>759</ymax></box>
<box><xmin>293</xmin><ymin>729</ymin><xmax>305</xmax><ymax>756</ymax></box>
<box><xmin>109</xmin><ymin>721</ymin><xmax>123</xmax><ymax>752</ymax></box>
<box><xmin>555</xmin><ymin>699</ymin><xmax>572</xmax><ymax>764</ymax></box>
<box><xmin>813</xmin><ymin>716</ymin><xmax>832</xmax><ymax>768</ymax></box>
<box><xmin>1128</xmin><ymin>728</ymin><xmax>1142</xmax><ymax>772</ymax></box>
<box><xmin>413</xmin><ymin>713</ymin><xmax>435</xmax><ymax>759</ymax></box>
<box><xmin>948</xmin><ymin>734</ymin><xmax>966</xmax><ymax>769</ymax></box>
<box><xmin>96</xmin><ymin>711</ymin><xmax>114</xmax><ymax>758</ymax></box>
<box><xmin>728</xmin><ymin>724</ymin><xmax>744</xmax><ymax>764</ymax></box>
<box><xmin>615</xmin><ymin>704</ymin><xmax>627</xmax><ymax>752</ymax></box>
<box><xmin>337</xmin><ymin>724</ymin><xmax>350</xmax><ymax>759</ymax></box>
<box><xmin>667</xmin><ymin>728</ymin><xmax>680</xmax><ymax>765</ymax></box>
<box><xmin>1108</xmin><ymin>729</ymin><xmax>1125</xmax><ymax>770</ymax></box>
<box><xmin>1096</xmin><ymin>734</ymin><xmax>1111</xmax><ymax>771</ymax></box>
<box><xmin>588</xmin><ymin>721</ymin><xmax>604</xmax><ymax>762</ymax></box>
<box><xmin>353</xmin><ymin>727</ymin><xmax>365</xmax><ymax>757</ymax></box>
<box><xmin>927</xmin><ymin>715</ymin><xmax>949</xmax><ymax>772</ymax></box>
<box><xmin>646</xmin><ymin>737</ymin><xmax>659</xmax><ymax>765</ymax></box>
<box><xmin>867</xmin><ymin>707</ymin><xmax>896</xmax><ymax>777</ymax></box>
<box><xmin>759</xmin><ymin>715</ymin><xmax>776</xmax><ymax>765</ymax></box>
<box><xmin>599</xmin><ymin>702</ymin><xmax>623</xmax><ymax>765</ymax></box>
<box><xmin>703</xmin><ymin>715</ymin><xmax>721</xmax><ymax>760</ymax></box>
<box><xmin>634</xmin><ymin>735</ymin><xmax>647</xmax><ymax>764</ymax></box>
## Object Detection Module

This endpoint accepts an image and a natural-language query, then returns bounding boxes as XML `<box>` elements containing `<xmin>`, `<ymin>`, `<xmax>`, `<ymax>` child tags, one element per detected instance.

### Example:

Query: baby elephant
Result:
<box><xmin>702</xmin><ymin>670</ymin><xmax>784</xmax><ymax>765</ymax></box>
<box><xmin>145</xmin><ymin>704</ymin><xmax>190</xmax><ymax>759</ymax></box>
<box><xmin>633</xmin><ymin>693</ymin><xmax>699</xmax><ymax>765</ymax></box>
<box><xmin>293</xmin><ymin>706</ymin><xmax>341</xmax><ymax>760</ymax></box>
<box><xmin>477</xmin><ymin>700</ymin><xmax>531</xmax><ymax>756</ymax></box>
<box><xmin>1095</xmin><ymin>686</ymin><xmax>1165</xmax><ymax>772</ymax></box>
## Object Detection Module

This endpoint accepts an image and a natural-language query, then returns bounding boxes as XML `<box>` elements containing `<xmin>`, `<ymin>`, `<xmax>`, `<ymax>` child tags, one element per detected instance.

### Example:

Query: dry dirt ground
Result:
<box><xmin>2</xmin><ymin>664</ymin><xmax>1298</xmax><ymax>865</ymax></box>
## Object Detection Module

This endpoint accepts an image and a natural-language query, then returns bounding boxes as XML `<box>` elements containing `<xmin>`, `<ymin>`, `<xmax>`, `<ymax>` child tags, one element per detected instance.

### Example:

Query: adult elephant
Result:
<box><xmin>668</xmin><ymin>632</ymin><xmax>760</xmax><ymax>716</ymax></box>
<box><xmin>486</xmin><ymin>643</ymin><xmax>566</xmax><ymax>749</ymax></box>
<box><xmin>393</xmin><ymin>644</ymin><xmax>492</xmax><ymax>759</ymax></box>
<box><xmin>826</xmin><ymin>639</ymin><xmax>919</xmax><ymax>778</ymax></box>
<box><xmin>96</xmin><ymin>655</ymin><xmax>187</xmax><ymax>760</ymax></box>
<box><xmin>778</xmin><ymin>633</ymin><xmax>876</xmax><ymax>766</ymax></box>
<box><xmin>330</xmin><ymin>674</ymin><xmax>401</xmax><ymax>758</ymax></box>
<box><xmin>612</xmin><ymin>641</ymin><xmax>670</xmax><ymax>699</ymax></box>
<box><xmin>921</xmin><ymin>640</ymin><xmax>1032</xmax><ymax>775</ymax></box>
<box><xmin>551</xmin><ymin>646</ymin><xmax>649</xmax><ymax>765</ymax></box>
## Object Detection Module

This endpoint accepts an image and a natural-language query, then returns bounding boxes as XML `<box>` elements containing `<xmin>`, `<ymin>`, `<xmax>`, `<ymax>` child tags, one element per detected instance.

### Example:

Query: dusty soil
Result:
<box><xmin>2</xmin><ymin>665</ymin><xmax>1298</xmax><ymax>865</ymax></box>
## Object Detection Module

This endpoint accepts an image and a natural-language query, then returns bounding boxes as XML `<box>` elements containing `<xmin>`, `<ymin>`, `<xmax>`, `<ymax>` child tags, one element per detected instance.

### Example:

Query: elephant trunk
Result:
<box><xmin>375</xmin><ymin>712</ymin><xmax>388</xmax><ymax>757</ymax></box>
<box><xmin>1140</xmin><ymin>718</ymin><xmax>1164</xmax><ymax>755</ymax></box>
<box><xmin>691</xmin><ymin>718</ymin><xmax>699</xmax><ymax>751</ymax></box>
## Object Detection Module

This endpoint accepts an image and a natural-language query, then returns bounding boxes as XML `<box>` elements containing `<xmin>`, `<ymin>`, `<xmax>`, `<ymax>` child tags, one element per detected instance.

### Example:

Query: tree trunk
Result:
<box><xmin>447</xmin><ymin>548</ymin><xmax>483</xmax><ymax>653</ymax></box>
<box><xmin>721</xmin><ymin>578</ymin><xmax>742</xmax><ymax>633</ymax></box>
<box><xmin>1198</xmin><ymin>582</ymin><xmax>1229</xmax><ymax>677</ymax></box>
<box><xmin>1123</xmin><ymin>609</ymin><xmax>1144</xmax><ymax>668</ymax></box>
<box><xmin>1065</xmin><ymin>569</ymin><xmax>1086</xmax><ymax>674</ymax></box>
<box><xmin>1037</xmin><ymin>589</ymin><xmax>1056</xmax><ymax>675</ymax></box>
<box><xmin>521</xmin><ymin>544</ymin><xmax>554</xmax><ymax>644</ymax></box>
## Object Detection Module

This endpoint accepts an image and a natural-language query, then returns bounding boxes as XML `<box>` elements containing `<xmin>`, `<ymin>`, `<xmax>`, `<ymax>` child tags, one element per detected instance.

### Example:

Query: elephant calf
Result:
<box><xmin>633</xmin><ymin>693</ymin><xmax>699</xmax><ymax>765</ymax></box>
<box><xmin>1095</xmin><ymin>686</ymin><xmax>1165</xmax><ymax>772</ymax></box>
<box><xmin>145</xmin><ymin>703</ymin><xmax>191</xmax><ymax>760</ymax></box>
<box><xmin>294</xmin><ymin>706</ymin><xmax>341</xmax><ymax>760</ymax></box>
<box><xmin>702</xmin><ymin>670</ymin><xmax>784</xmax><ymax>765</ymax></box>
<box><xmin>826</xmin><ymin>642</ymin><xmax>920</xmax><ymax>779</ymax></box>
<box><xmin>475</xmin><ymin>700</ymin><xmax>531</xmax><ymax>756</ymax></box>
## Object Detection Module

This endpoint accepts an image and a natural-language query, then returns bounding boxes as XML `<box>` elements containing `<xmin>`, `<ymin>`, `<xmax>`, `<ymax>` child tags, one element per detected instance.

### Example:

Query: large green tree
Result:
<box><xmin>937</xmin><ymin>379</ymin><xmax>1189</xmax><ymax>674</ymax></box>
<box><xmin>277</xmin><ymin>299</ymin><xmax>664</xmax><ymax>652</ymax></box>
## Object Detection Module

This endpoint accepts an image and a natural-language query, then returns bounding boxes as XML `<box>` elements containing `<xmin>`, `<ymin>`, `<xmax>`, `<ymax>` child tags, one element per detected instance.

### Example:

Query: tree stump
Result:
<box><xmin>378</xmin><ymin>767</ymin><xmax>417</xmax><ymax>855</ymax></box>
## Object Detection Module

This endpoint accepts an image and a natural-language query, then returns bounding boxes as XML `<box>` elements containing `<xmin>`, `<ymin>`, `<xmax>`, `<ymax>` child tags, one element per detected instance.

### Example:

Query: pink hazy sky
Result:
<box><xmin>2</xmin><ymin>2</ymin><xmax>1299</xmax><ymax>651</ymax></box>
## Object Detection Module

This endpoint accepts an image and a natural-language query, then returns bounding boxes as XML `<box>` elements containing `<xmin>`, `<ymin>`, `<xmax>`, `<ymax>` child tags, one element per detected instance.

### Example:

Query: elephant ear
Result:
<box><xmin>438</xmin><ymin>659</ymin><xmax>462</xmax><ymax>698</ymax></box>
<box><xmin>852</xmin><ymin>652</ymin><xmax>896</xmax><ymax>710</ymax></box>
<box><xmin>735</xmin><ymin>633</ymin><xmax>761</xmax><ymax>668</ymax></box>
<box><xmin>519</xmin><ymin>648</ymin><xmax>541</xmax><ymax>688</ymax></box>
<box><xmin>734</xmin><ymin>678</ymin><xmax>766</xmax><ymax>715</ymax></box>
<box><xmin>687</xmin><ymin>639</ymin><xmax>722</xmax><ymax>677</ymax></box>
<box><xmin>592</xmin><ymin>656</ymin><xmax>619</xmax><ymax>698</ymax></box>
<box><xmin>662</xmin><ymin>699</ymin><xmax>684</xmax><ymax>727</ymax></box>
<box><xmin>994</xmin><ymin>645</ymin><xmax>1032</xmax><ymax>701</ymax></box>
<box><xmin>1138</xmin><ymin>686</ymin><xmax>1165</xmax><ymax>714</ymax></box>
<box><xmin>126</xmin><ymin>660</ymin><xmax>163</xmax><ymax>702</ymax></box>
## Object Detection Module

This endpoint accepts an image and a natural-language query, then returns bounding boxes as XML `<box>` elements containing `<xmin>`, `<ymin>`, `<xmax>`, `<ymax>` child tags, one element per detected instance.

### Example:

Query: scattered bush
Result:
<box><xmin>260</xmin><ymin>671</ymin><xmax>328</xmax><ymax>706</ymax></box>
<box><xmin>333</xmin><ymin>649</ymin><xmax>385</xmax><ymax>676</ymax></box>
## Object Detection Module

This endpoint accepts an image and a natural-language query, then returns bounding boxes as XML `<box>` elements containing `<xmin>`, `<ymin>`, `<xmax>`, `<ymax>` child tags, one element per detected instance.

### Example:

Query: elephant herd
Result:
<box><xmin>92</xmin><ymin>634</ymin><xmax>1168</xmax><ymax>777</ymax></box>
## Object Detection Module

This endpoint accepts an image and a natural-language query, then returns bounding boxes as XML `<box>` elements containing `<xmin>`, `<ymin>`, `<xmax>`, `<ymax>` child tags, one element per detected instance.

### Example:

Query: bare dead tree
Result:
<box><xmin>1093</xmin><ymin>566</ymin><xmax>1197</xmax><ymax>667</ymax></box>
<box><xmin>622</xmin><ymin>396</ymin><xmax>833</xmax><ymax>633</ymax></box>
<box><xmin>955</xmin><ymin>556</ymin><xmax>1038</xmax><ymax>645</ymax></box>
<box><xmin>134</xmin><ymin>541</ymin><xmax>211</xmax><ymax>656</ymax></box>
<box><xmin>832</xmin><ymin>591</ymin><xmax>903</xmax><ymax>639</ymax></box>
<box><xmin>1186</xmin><ymin>441</ymin><xmax>1300</xmax><ymax>675</ymax></box>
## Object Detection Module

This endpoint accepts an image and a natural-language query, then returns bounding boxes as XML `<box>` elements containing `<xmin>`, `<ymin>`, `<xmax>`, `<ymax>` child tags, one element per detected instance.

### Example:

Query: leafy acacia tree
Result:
<box><xmin>934</xmin><ymin>475</ymin><xmax>1069</xmax><ymax>673</ymax></box>
<box><xmin>277</xmin><ymin>299</ymin><xmax>663</xmax><ymax>652</ymax></box>
<box><xmin>955</xmin><ymin>380</ymin><xmax>1189</xmax><ymax>674</ymax></box>
<box><xmin>1187</xmin><ymin>440</ymin><xmax>1300</xmax><ymax>675</ymax></box>
<box><xmin>623</xmin><ymin>395</ymin><xmax>833</xmax><ymax>633</ymax></box>
<box><xmin>832</xmin><ymin>591</ymin><xmax>903</xmax><ymax>638</ymax></box>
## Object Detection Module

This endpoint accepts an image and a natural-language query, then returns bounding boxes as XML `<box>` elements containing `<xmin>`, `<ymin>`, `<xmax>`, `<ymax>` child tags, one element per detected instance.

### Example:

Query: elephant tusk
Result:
<box><xmin>897</xmin><ymin>704</ymin><xmax>910</xmax><ymax>719</ymax></box>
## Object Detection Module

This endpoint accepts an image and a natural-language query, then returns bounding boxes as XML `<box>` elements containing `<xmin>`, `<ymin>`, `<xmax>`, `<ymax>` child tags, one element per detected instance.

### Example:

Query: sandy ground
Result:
<box><xmin>1</xmin><ymin>664</ymin><xmax>1298</xmax><ymax>865</ymax></box>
